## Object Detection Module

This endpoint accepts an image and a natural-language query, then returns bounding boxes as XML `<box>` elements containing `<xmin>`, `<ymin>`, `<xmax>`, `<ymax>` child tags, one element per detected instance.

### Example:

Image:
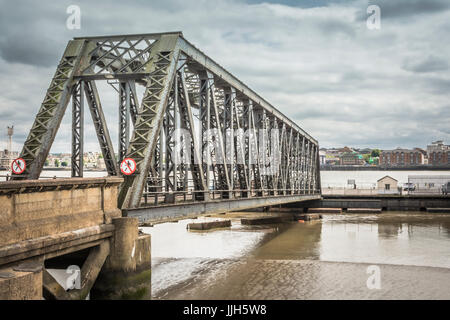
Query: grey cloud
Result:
<box><xmin>402</xmin><ymin>55</ymin><xmax>449</xmax><ymax>73</ymax></box>
<box><xmin>241</xmin><ymin>0</ymin><xmax>356</xmax><ymax>9</ymax></box>
<box><xmin>422</xmin><ymin>77</ymin><xmax>450</xmax><ymax>94</ymax></box>
<box><xmin>0</xmin><ymin>36</ymin><xmax>62</xmax><ymax>67</ymax></box>
<box><xmin>355</xmin><ymin>0</ymin><xmax>450</xmax><ymax>21</ymax></box>
<box><xmin>0</xmin><ymin>0</ymin><xmax>449</xmax><ymax>152</ymax></box>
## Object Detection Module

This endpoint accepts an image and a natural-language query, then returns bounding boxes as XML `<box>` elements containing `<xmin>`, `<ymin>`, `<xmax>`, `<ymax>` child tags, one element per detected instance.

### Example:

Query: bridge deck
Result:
<box><xmin>124</xmin><ymin>193</ymin><xmax>321</xmax><ymax>223</ymax></box>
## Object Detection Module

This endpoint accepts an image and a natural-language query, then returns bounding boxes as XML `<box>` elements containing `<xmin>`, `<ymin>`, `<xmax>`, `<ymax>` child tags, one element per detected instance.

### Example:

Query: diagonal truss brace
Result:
<box><xmin>118</xmin><ymin>34</ymin><xmax>180</xmax><ymax>208</ymax></box>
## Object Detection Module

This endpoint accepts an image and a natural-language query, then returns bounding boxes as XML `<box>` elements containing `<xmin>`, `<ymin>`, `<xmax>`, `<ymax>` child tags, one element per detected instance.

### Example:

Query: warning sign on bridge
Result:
<box><xmin>11</xmin><ymin>158</ymin><xmax>26</xmax><ymax>174</ymax></box>
<box><xmin>120</xmin><ymin>158</ymin><xmax>137</xmax><ymax>176</ymax></box>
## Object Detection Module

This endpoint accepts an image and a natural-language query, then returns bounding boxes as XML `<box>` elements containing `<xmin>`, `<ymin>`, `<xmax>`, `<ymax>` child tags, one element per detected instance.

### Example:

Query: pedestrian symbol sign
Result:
<box><xmin>11</xmin><ymin>158</ymin><xmax>26</xmax><ymax>174</ymax></box>
<box><xmin>120</xmin><ymin>158</ymin><xmax>137</xmax><ymax>176</ymax></box>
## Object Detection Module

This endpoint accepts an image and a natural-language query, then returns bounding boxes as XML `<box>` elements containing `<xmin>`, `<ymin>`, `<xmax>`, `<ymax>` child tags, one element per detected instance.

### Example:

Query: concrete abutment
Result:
<box><xmin>0</xmin><ymin>178</ymin><xmax>152</xmax><ymax>300</ymax></box>
<box><xmin>92</xmin><ymin>217</ymin><xmax>152</xmax><ymax>300</ymax></box>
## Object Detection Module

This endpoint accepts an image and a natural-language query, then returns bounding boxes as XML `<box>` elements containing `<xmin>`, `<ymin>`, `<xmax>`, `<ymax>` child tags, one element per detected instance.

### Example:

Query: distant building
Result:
<box><xmin>337</xmin><ymin>146</ymin><xmax>354</xmax><ymax>154</ymax></box>
<box><xmin>339</xmin><ymin>152</ymin><xmax>364</xmax><ymax>165</ymax></box>
<box><xmin>325</xmin><ymin>156</ymin><xmax>340</xmax><ymax>165</ymax></box>
<box><xmin>377</xmin><ymin>175</ymin><xmax>398</xmax><ymax>194</ymax></box>
<box><xmin>319</xmin><ymin>151</ymin><xmax>326</xmax><ymax>165</ymax></box>
<box><xmin>358</xmin><ymin>148</ymin><xmax>372</xmax><ymax>155</ymax></box>
<box><xmin>427</xmin><ymin>140</ymin><xmax>449</xmax><ymax>154</ymax></box>
<box><xmin>427</xmin><ymin>141</ymin><xmax>450</xmax><ymax>166</ymax></box>
<box><xmin>380</xmin><ymin>148</ymin><xmax>424</xmax><ymax>166</ymax></box>
<box><xmin>428</xmin><ymin>151</ymin><xmax>450</xmax><ymax>166</ymax></box>
<box><xmin>97</xmin><ymin>158</ymin><xmax>106</xmax><ymax>169</ymax></box>
<box><xmin>0</xmin><ymin>149</ymin><xmax>19</xmax><ymax>169</ymax></box>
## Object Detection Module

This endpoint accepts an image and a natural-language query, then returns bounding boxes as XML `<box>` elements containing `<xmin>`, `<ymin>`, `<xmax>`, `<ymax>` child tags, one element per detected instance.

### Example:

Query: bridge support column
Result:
<box><xmin>92</xmin><ymin>217</ymin><xmax>151</xmax><ymax>300</ymax></box>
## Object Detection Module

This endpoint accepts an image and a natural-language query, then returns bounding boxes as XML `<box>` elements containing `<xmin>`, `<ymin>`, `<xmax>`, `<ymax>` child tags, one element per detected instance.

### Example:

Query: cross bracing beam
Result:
<box><xmin>83</xmin><ymin>80</ymin><xmax>118</xmax><ymax>176</ymax></box>
<box><xmin>14</xmin><ymin>32</ymin><xmax>320</xmax><ymax>210</ymax></box>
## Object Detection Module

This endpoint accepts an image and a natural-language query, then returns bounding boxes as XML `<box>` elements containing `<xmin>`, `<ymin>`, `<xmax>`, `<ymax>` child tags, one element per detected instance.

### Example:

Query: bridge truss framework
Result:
<box><xmin>13</xmin><ymin>32</ymin><xmax>321</xmax><ymax>209</ymax></box>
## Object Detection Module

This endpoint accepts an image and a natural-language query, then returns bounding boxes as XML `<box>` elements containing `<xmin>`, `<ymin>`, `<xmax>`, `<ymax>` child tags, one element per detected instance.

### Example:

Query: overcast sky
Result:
<box><xmin>0</xmin><ymin>0</ymin><xmax>449</xmax><ymax>153</ymax></box>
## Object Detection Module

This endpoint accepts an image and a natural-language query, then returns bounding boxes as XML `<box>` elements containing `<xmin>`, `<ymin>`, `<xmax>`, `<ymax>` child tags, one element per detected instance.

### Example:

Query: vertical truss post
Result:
<box><xmin>118</xmin><ymin>81</ymin><xmax>131</xmax><ymax>163</ymax></box>
<box><xmin>266</xmin><ymin>114</ymin><xmax>272</xmax><ymax>195</ymax></box>
<box><xmin>279</xmin><ymin>122</ymin><xmax>285</xmax><ymax>194</ymax></box>
<box><xmin>164</xmin><ymin>82</ymin><xmax>174</xmax><ymax>192</ymax></box>
<box><xmin>291</xmin><ymin>133</ymin><xmax>297</xmax><ymax>194</ymax></box>
<box><xmin>210</xmin><ymin>75</ymin><xmax>231</xmax><ymax>198</ymax></box>
<box><xmin>269</xmin><ymin>117</ymin><xmax>279</xmax><ymax>195</ymax></box>
<box><xmin>178</xmin><ymin>69</ymin><xmax>208</xmax><ymax>200</ymax></box>
<box><xmin>258</xmin><ymin>110</ymin><xmax>269</xmax><ymax>195</ymax></box>
<box><xmin>163</xmin><ymin>74</ymin><xmax>178</xmax><ymax>199</ymax></box>
<box><xmin>199</xmin><ymin>76</ymin><xmax>211</xmax><ymax>192</ymax></box>
<box><xmin>174</xmin><ymin>75</ymin><xmax>181</xmax><ymax>191</ymax></box>
<box><xmin>311</xmin><ymin>143</ymin><xmax>316</xmax><ymax>193</ymax></box>
<box><xmin>293</xmin><ymin>133</ymin><xmax>300</xmax><ymax>194</ymax></box>
<box><xmin>234</xmin><ymin>95</ymin><xmax>248</xmax><ymax>197</ymax></box>
<box><xmin>284</xmin><ymin>128</ymin><xmax>293</xmax><ymax>194</ymax></box>
<box><xmin>311</xmin><ymin>144</ymin><xmax>318</xmax><ymax>193</ymax></box>
<box><xmin>310</xmin><ymin>144</ymin><xmax>315</xmax><ymax>193</ymax></box>
<box><xmin>301</xmin><ymin>136</ymin><xmax>306</xmax><ymax>194</ymax></box>
<box><xmin>128</xmin><ymin>80</ymin><xmax>139</xmax><ymax>125</ymax></box>
<box><xmin>306</xmin><ymin>140</ymin><xmax>312</xmax><ymax>195</ymax></box>
<box><xmin>71</xmin><ymin>81</ymin><xmax>84</xmax><ymax>177</ymax></box>
<box><xmin>315</xmin><ymin>144</ymin><xmax>322</xmax><ymax>194</ymax></box>
<box><xmin>248</xmin><ymin>102</ymin><xmax>263</xmax><ymax>196</ymax></box>
<box><xmin>200</xmin><ymin>71</ymin><xmax>231</xmax><ymax>199</ymax></box>
<box><xmin>243</xmin><ymin>99</ymin><xmax>250</xmax><ymax>195</ymax></box>
<box><xmin>305</xmin><ymin>140</ymin><xmax>309</xmax><ymax>194</ymax></box>
<box><xmin>223</xmin><ymin>88</ymin><xmax>234</xmax><ymax>191</ymax></box>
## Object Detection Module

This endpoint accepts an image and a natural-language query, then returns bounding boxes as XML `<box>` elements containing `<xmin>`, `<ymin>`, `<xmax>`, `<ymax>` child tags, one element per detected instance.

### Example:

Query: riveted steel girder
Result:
<box><xmin>13</xmin><ymin>40</ymin><xmax>88</xmax><ymax>180</ymax></box>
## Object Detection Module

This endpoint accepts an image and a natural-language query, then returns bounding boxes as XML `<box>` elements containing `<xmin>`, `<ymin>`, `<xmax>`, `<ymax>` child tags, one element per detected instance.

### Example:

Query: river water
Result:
<box><xmin>3</xmin><ymin>169</ymin><xmax>449</xmax><ymax>299</ymax></box>
<box><xmin>145</xmin><ymin>212</ymin><xmax>450</xmax><ymax>300</ymax></box>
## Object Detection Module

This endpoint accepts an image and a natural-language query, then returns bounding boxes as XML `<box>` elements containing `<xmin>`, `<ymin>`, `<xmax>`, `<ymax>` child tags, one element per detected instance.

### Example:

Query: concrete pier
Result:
<box><xmin>92</xmin><ymin>217</ymin><xmax>152</xmax><ymax>300</ymax></box>
<box><xmin>294</xmin><ymin>214</ymin><xmax>322</xmax><ymax>221</ymax></box>
<box><xmin>187</xmin><ymin>220</ymin><xmax>231</xmax><ymax>230</ymax></box>
<box><xmin>241</xmin><ymin>216</ymin><xmax>288</xmax><ymax>225</ymax></box>
<box><xmin>346</xmin><ymin>208</ymin><xmax>381</xmax><ymax>214</ymax></box>
<box><xmin>0</xmin><ymin>264</ymin><xmax>42</xmax><ymax>300</ymax></box>
<box><xmin>426</xmin><ymin>208</ymin><xmax>450</xmax><ymax>213</ymax></box>
<box><xmin>307</xmin><ymin>208</ymin><xmax>342</xmax><ymax>214</ymax></box>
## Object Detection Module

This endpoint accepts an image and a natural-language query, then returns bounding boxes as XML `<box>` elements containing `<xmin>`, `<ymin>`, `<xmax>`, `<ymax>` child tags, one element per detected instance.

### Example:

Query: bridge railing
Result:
<box><xmin>141</xmin><ymin>187</ymin><xmax>321</xmax><ymax>206</ymax></box>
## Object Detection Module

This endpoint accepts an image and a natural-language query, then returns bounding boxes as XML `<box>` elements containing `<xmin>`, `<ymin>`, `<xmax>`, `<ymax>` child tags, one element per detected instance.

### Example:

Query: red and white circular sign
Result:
<box><xmin>120</xmin><ymin>158</ymin><xmax>137</xmax><ymax>175</ymax></box>
<box><xmin>11</xmin><ymin>158</ymin><xmax>26</xmax><ymax>174</ymax></box>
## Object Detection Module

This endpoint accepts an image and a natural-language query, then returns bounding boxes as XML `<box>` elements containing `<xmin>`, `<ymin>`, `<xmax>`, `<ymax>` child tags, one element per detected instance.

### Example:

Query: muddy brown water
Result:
<box><xmin>142</xmin><ymin>211</ymin><xmax>450</xmax><ymax>300</ymax></box>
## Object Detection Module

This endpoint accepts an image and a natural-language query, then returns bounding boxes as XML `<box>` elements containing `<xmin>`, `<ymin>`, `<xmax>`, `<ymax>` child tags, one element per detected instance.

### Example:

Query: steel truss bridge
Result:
<box><xmin>13</xmin><ymin>32</ymin><xmax>321</xmax><ymax>221</ymax></box>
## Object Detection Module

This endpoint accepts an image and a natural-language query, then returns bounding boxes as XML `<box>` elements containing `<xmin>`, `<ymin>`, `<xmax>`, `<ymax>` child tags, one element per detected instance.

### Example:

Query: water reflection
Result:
<box><xmin>144</xmin><ymin>212</ymin><xmax>450</xmax><ymax>268</ymax></box>
<box><xmin>318</xmin><ymin>213</ymin><xmax>450</xmax><ymax>268</ymax></box>
<box><xmin>250</xmin><ymin>221</ymin><xmax>322</xmax><ymax>260</ymax></box>
<box><xmin>145</xmin><ymin>212</ymin><xmax>450</xmax><ymax>299</ymax></box>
